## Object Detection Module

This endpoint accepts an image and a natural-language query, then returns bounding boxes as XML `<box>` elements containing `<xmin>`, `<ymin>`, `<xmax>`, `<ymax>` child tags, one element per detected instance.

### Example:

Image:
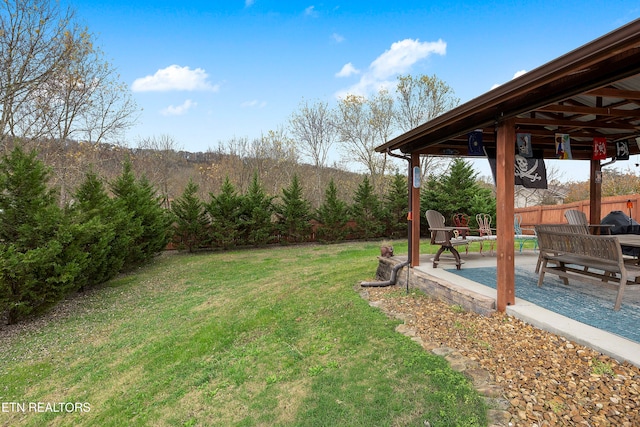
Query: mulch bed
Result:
<box><xmin>361</xmin><ymin>286</ymin><xmax>640</xmax><ymax>427</ymax></box>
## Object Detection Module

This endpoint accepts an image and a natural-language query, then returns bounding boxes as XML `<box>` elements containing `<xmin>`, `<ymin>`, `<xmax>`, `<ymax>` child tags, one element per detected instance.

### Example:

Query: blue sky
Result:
<box><xmin>67</xmin><ymin>0</ymin><xmax>639</xmax><ymax>181</ymax></box>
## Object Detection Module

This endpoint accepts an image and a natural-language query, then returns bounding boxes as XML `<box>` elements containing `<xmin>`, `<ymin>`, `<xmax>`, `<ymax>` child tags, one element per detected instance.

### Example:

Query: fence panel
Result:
<box><xmin>515</xmin><ymin>194</ymin><xmax>640</xmax><ymax>228</ymax></box>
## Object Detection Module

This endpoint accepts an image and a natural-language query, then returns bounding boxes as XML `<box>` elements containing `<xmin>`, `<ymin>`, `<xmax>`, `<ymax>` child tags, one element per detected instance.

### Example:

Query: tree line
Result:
<box><xmin>170</xmin><ymin>157</ymin><xmax>497</xmax><ymax>252</ymax></box>
<box><xmin>171</xmin><ymin>172</ymin><xmax>409</xmax><ymax>251</ymax></box>
<box><xmin>0</xmin><ymin>140</ymin><xmax>497</xmax><ymax>325</ymax></box>
<box><xmin>0</xmin><ymin>144</ymin><xmax>405</xmax><ymax>325</ymax></box>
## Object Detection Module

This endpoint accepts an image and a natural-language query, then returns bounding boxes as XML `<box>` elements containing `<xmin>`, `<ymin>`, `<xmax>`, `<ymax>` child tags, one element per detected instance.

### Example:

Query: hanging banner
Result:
<box><xmin>592</xmin><ymin>137</ymin><xmax>607</xmax><ymax>160</ymax></box>
<box><xmin>554</xmin><ymin>133</ymin><xmax>572</xmax><ymax>159</ymax></box>
<box><xmin>467</xmin><ymin>130</ymin><xmax>484</xmax><ymax>156</ymax></box>
<box><xmin>514</xmin><ymin>154</ymin><xmax>547</xmax><ymax>188</ymax></box>
<box><xmin>486</xmin><ymin>149</ymin><xmax>548</xmax><ymax>189</ymax></box>
<box><xmin>516</xmin><ymin>133</ymin><xmax>533</xmax><ymax>158</ymax></box>
<box><xmin>616</xmin><ymin>140</ymin><xmax>630</xmax><ymax>160</ymax></box>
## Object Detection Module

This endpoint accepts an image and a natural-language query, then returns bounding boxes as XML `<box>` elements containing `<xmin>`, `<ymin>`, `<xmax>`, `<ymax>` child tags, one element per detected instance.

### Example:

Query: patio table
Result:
<box><xmin>615</xmin><ymin>234</ymin><xmax>640</xmax><ymax>248</ymax></box>
<box><xmin>614</xmin><ymin>234</ymin><xmax>640</xmax><ymax>266</ymax></box>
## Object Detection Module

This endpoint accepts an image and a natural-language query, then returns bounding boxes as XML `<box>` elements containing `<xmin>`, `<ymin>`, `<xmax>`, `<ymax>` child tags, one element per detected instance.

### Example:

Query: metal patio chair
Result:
<box><xmin>514</xmin><ymin>213</ymin><xmax>538</xmax><ymax>253</ymax></box>
<box><xmin>475</xmin><ymin>213</ymin><xmax>497</xmax><ymax>255</ymax></box>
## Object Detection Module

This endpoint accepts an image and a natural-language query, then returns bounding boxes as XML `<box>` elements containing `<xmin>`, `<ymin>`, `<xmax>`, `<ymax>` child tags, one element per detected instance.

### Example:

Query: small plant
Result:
<box><xmin>547</xmin><ymin>400</ymin><xmax>566</xmax><ymax>414</ymax></box>
<box><xmin>265</xmin><ymin>374</ymin><xmax>281</xmax><ymax>384</ymax></box>
<box><xmin>477</xmin><ymin>340</ymin><xmax>492</xmax><ymax>351</ymax></box>
<box><xmin>451</xmin><ymin>304</ymin><xmax>465</xmax><ymax>313</ymax></box>
<box><xmin>591</xmin><ymin>357</ymin><xmax>615</xmax><ymax>376</ymax></box>
<box><xmin>308</xmin><ymin>365</ymin><xmax>324</xmax><ymax>376</ymax></box>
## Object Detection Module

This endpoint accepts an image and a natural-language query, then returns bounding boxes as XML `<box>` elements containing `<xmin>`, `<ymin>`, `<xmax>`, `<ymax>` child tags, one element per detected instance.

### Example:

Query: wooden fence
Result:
<box><xmin>516</xmin><ymin>194</ymin><xmax>640</xmax><ymax>230</ymax></box>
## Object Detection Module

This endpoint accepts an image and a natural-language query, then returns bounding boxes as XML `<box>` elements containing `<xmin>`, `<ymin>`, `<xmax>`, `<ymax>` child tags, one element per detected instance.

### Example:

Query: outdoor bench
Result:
<box><xmin>535</xmin><ymin>226</ymin><xmax>640</xmax><ymax>310</ymax></box>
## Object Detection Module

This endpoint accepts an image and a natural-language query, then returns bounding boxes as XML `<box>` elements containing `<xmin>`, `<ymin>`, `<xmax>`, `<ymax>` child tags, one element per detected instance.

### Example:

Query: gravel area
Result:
<box><xmin>360</xmin><ymin>286</ymin><xmax>640</xmax><ymax>427</ymax></box>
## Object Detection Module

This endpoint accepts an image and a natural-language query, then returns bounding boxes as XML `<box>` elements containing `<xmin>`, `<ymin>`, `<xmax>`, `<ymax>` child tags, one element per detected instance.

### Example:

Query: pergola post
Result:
<box><xmin>589</xmin><ymin>160</ymin><xmax>602</xmax><ymax>226</ymax></box>
<box><xmin>410</xmin><ymin>153</ymin><xmax>421</xmax><ymax>267</ymax></box>
<box><xmin>495</xmin><ymin>118</ymin><xmax>516</xmax><ymax>311</ymax></box>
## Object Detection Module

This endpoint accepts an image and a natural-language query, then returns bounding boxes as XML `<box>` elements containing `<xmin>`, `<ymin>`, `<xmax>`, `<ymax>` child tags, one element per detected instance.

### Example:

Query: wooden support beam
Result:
<box><xmin>590</xmin><ymin>160</ymin><xmax>602</xmax><ymax>225</ymax></box>
<box><xmin>496</xmin><ymin>118</ymin><xmax>516</xmax><ymax>311</ymax></box>
<box><xmin>411</xmin><ymin>153</ymin><xmax>421</xmax><ymax>267</ymax></box>
<box><xmin>536</xmin><ymin>104</ymin><xmax>640</xmax><ymax>117</ymax></box>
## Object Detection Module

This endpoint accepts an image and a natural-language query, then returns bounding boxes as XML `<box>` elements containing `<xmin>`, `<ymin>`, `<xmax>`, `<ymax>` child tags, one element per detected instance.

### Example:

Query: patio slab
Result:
<box><xmin>383</xmin><ymin>250</ymin><xmax>640</xmax><ymax>368</ymax></box>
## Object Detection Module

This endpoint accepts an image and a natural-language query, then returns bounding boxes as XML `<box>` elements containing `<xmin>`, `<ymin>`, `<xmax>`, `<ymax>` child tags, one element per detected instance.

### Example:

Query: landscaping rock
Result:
<box><xmin>362</xmin><ymin>286</ymin><xmax>640</xmax><ymax>426</ymax></box>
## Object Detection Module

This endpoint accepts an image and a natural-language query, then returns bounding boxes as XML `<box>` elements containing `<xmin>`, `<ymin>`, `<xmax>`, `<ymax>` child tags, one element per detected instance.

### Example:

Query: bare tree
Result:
<box><xmin>395</xmin><ymin>74</ymin><xmax>459</xmax><ymax>130</ymax></box>
<box><xmin>0</xmin><ymin>0</ymin><xmax>77</xmax><ymax>146</ymax></box>
<box><xmin>258</xmin><ymin>127</ymin><xmax>299</xmax><ymax>196</ymax></box>
<box><xmin>136</xmin><ymin>134</ymin><xmax>183</xmax><ymax>208</ymax></box>
<box><xmin>289</xmin><ymin>99</ymin><xmax>337</xmax><ymax>169</ymax></box>
<box><xmin>1</xmin><ymin>0</ymin><xmax>139</xmax><ymax>146</ymax></box>
<box><xmin>335</xmin><ymin>94</ymin><xmax>389</xmax><ymax>190</ymax></box>
<box><xmin>289</xmin><ymin>99</ymin><xmax>338</xmax><ymax>202</ymax></box>
<box><xmin>395</xmin><ymin>74</ymin><xmax>460</xmax><ymax>182</ymax></box>
<box><xmin>0</xmin><ymin>0</ymin><xmax>139</xmax><ymax>203</ymax></box>
<box><xmin>81</xmin><ymin>76</ymin><xmax>139</xmax><ymax>145</ymax></box>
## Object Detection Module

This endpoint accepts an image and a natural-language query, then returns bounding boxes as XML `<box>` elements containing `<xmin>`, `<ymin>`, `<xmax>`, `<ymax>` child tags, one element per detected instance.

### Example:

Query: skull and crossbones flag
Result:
<box><xmin>486</xmin><ymin>149</ymin><xmax>548</xmax><ymax>189</ymax></box>
<box><xmin>616</xmin><ymin>140</ymin><xmax>630</xmax><ymax>160</ymax></box>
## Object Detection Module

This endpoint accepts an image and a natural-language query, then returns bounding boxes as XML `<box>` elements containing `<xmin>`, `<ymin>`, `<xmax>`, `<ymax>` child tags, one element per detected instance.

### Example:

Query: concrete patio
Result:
<box><xmin>376</xmin><ymin>249</ymin><xmax>640</xmax><ymax>368</ymax></box>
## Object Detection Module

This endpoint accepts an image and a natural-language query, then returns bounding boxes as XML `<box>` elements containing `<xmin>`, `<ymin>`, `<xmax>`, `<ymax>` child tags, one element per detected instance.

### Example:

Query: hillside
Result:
<box><xmin>6</xmin><ymin>138</ymin><xmax>368</xmax><ymax>209</ymax></box>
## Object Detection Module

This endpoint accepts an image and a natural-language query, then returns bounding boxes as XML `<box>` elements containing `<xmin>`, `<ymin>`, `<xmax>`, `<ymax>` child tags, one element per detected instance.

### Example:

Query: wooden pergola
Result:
<box><xmin>375</xmin><ymin>18</ymin><xmax>640</xmax><ymax>311</ymax></box>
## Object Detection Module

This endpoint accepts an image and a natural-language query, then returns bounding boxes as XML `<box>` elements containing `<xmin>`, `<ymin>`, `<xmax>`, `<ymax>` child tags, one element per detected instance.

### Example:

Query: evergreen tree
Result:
<box><xmin>111</xmin><ymin>160</ymin><xmax>172</xmax><ymax>268</ymax></box>
<box><xmin>383</xmin><ymin>174</ymin><xmax>409</xmax><ymax>238</ymax></box>
<box><xmin>0</xmin><ymin>147</ymin><xmax>79</xmax><ymax>323</ymax></box>
<box><xmin>136</xmin><ymin>176</ymin><xmax>173</xmax><ymax>255</ymax></box>
<box><xmin>421</xmin><ymin>158</ymin><xmax>496</xmax><ymax>230</ymax></box>
<box><xmin>315</xmin><ymin>178</ymin><xmax>350</xmax><ymax>242</ymax></box>
<box><xmin>240</xmin><ymin>172</ymin><xmax>275</xmax><ymax>246</ymax></box>
<box><xmin>68</xmin><ymin>171</ymin><xmax>130</xmax><ymax>288</ymax></box>
<box><xmin>350</xmin><ymin>176</ymin><xmax>385</xmax><ymax>239</ymax></box>
<box><xmin>275</xmin><ymin>175</ymin><xmax>312</xmax><ymax>243</ymax></box>
<box><xmin>171</xmin><ymin>179</ymin><xmax>210</xmax><ymax>252</ymax></box>
<box><xmin>206</xmin><ymin>176</ymin><xmax>242</xmax><ymax>249</ymax></box>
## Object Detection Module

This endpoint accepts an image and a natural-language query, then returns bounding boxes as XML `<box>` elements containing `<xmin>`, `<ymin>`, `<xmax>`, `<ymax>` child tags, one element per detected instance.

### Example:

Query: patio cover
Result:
<box><xmin>375</xmin><ymin>18</ymin><xmax>640</xmax><ymax>311</ymax></box>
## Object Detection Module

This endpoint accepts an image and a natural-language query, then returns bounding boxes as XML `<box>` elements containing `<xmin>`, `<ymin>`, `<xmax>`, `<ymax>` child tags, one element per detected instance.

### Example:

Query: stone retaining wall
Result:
<box><xmin>374</xmin><ymin>257</ymin><xmax>496</xmax><ymax>316</ymax></box>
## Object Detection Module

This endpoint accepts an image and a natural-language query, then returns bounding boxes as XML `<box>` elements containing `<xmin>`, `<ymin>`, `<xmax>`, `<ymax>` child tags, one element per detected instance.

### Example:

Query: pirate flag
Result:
<box><xmin>486</xmin><ymin>149</ymin><xmax>548</xmax><ymax>189</ymax></box>
<box><xmin>616</xmin><ymin>140</ymin><xmax>630</xmax><ymax>160</ymax></box>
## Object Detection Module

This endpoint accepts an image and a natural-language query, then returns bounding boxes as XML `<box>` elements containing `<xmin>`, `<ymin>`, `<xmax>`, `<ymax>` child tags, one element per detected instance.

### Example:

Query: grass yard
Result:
<box><xmin>0</xmin><ymin>241</ymin><xmax>486</xmax><ymax>426</ymax></box>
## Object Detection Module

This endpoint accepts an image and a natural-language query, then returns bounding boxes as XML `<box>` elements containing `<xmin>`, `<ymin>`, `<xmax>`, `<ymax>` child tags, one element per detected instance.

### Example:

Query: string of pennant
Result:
<box><xmin>468</xmin><ymin>131</ymin><xmax>637</xmax><ymax>190</ymax></box>
<box><xmin>466</xmin><ymin>131</ymin><xmax>633</xmax><ymax>161</ymax></box>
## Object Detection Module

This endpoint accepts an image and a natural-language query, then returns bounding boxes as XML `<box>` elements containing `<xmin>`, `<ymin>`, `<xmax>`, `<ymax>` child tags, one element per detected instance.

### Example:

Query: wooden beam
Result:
<box><xmin>586</xmin><ymin>87</ymin><xmax>640</xmax><ymax>100</ymax></box>
<box><xmin>411</xmin><ymin>153</ymin><xmax>421</xmax><ymax>267</ymax></box>
<box><xmin>495</xmin><ymin>118</ymin><xmax>516</xmax><ymax>311</ymax></box>
<box><xmin>590</xmin><ymin>160</ymin><xmax>602</xmax><ymax>226</ymax></box>
<box><xmin>515</xmin><ymin>117</ymin><xmax>640</xmax><ymax>130</ymax></box>
<box><xmin>536</xmin><ymin>104</ymin><xmax>640</xmax><ymax>118</ymax></box>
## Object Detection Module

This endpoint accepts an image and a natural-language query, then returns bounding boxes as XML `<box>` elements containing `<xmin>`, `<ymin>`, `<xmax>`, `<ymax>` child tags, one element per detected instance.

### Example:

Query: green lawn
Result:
<box><xmin>0</xmin><ymin>242</ymin><xmax>486</xmax><ymax>426</ymax></box>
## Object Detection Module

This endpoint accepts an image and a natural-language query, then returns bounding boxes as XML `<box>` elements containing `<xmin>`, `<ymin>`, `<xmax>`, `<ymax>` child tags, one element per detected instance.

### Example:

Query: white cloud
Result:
<box><xmin>513</xmin><ymin>69</ymin><xmax>528</xmax><ymax>79</ymax></box>
<box><xmin>132</xmin><ymin>65</ymin><xmax>220</xmax><ymax>92</ymax></box>
<box><xmin>369</xmin><ymin>39</ymin><xmax>446</xmax><ymax>80</ymax></box>
<box><xmin>335</xmin><ymin>62</ymin><xmax>360</xmax><ymax>78</ymax></box>
<box><xmin>491</xmin><ymin>69</ymin><xmax>528</xmax><ymax>90</ymax></box>
<box><xmin>241</xmin><ymin>99</ymin><xmax>267</xmax><ymax>108</ymax></box>
<box><xmin>161</xmin><ymin>99</ymin><xmax>197</xmax><ymax>116</ymax></box>
<box><xmin>304</xmin><ymin>6</ymin><xmax>318</xmax><ymax>17</ymax></box>
<box><xmin>245</xmin><ymin>0</ymin><xmax>255</xmax><ymax>7</ymax></box>
<box><xmin>335</xmin><ymin>38</ymin><xmax>446</xmax><ymax>98</ymax></box>
<box><xmin>332</xmin><ymin>33</ymin><xmax>345</xmax><ymax>43</ymax></box>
